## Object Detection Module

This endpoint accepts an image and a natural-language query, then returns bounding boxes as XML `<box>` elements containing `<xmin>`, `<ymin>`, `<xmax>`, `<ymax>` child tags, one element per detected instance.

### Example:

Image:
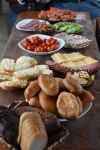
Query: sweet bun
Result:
<box><xmin>39</xmin><ymin>91</ymin><xmax>58</xmax><ymax>115</ymax></box>
<box><xmin>38</xmin><ymin>74</ymin><xmax>59</xmax><ymax>96</ymax></box>
<box><xmin>79</xmin><ymin>89</ymin><xmax>94</xmax><ymax>107</ymax></box>
<box><xmin>24</xmin><ymin>80</ymin><xmax>40</xmax><ymax>101</ymax></box>
<box><xmin>63</xmin><ymin>76</ymin><xmax>83</xmax><ymax>95</ymax></box>
<box><xmin>29</xmin><ymin>97</ymin><xmax>42</xmax><ymax>109</ymax></box>
<box><xmin>57</xmin><ymin>92</ymin><xmax>80</xmax><ymax>119</ymax></box>
<box><xmin>55</xmin><ymin>78</ymin><xmax>66</xmax><ymax>93</ymax></box>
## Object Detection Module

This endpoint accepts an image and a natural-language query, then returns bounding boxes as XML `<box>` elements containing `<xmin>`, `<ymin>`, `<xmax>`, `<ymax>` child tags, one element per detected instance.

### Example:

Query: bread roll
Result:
<box><xmin>18</xmin><ymin>112</ymin><xmax>48</xmax><ymax>150</ymax></box>
<box><xmin>57</xmin><ymin>92</ymin><xmax>80</xmax><ymax>119</ymax></box>
<box><xmin>39</xmin><ymin>91</ymin><xmax>58</xmax><ymax>115</ymax></box>
<box><xmin>79</xmin><ymin>89</ymin><xmax>94</xmax><ymax>107</ymax></box>
<box><xmin>24</xmin><ymin>80</ymin><xmax>41</xmax><ymax>101</ymax></box>
<box><xmin>63</xmin><ymin>76</ymin><xmax>83</xmax><ymax>95</ymax></box>
<box><xmin>38</xmin><ymin>74</ymin><xmax>59</xmax><ymax>96</ymax></box>
<box><xmin>55</xmin><ymin>77</ymin><xmax>66</xmax><ymax>93</ymax></box>
<box><xmin>29</xmin><ymin>97</ymin><xmax>42</xmax><ymax>109</ymax></box>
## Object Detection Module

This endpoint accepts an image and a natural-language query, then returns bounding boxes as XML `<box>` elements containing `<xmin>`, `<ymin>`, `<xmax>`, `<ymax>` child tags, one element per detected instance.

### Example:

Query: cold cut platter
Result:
<box><xmin>16</xmin><ymin>19</ymin><xmax>50</xmax><ymax>31</ymax></box>
<box><xmin>54</xmin><ymin>33</ymin><xmax>92</xmax><ymax>49</ymax></box>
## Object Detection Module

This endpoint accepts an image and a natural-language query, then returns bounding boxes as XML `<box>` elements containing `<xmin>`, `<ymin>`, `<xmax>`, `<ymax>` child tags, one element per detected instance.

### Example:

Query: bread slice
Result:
<box><xmin>15</xmin><ymin>56</ymin><xmax>37</xmax><ymax>71</ymax></box>
<box><xmin>16</xmin><ymin>56</ymin><xmax>38</xmax><ymax>66</ymax></box>
<box><xmin>0</xmin><ymin>81</ymin><xmax>18</xmax><ymax>90</ymax></box>
<box><xmin>12</xmin><ymin>77</ymin><xmax>28</xmax><ymax>88</ymax></box>
<box><xmin>0</xmin><ymin>59</ymin><xmax>15</xmax><ymax>73</ymax></box>
<box><xmin>0</xmin><ymin>74</ymin><xmax>12</xmax><ymax>82</ymax></box>
<box><xmin>13</xmin><ymin>67</ymin><xmax>40</xmax><ymax>80</ymax></box>
<box><xmin>18</xmin><ymin>112</ymin><xmax>48</xmax><ymax>150</ymax></box>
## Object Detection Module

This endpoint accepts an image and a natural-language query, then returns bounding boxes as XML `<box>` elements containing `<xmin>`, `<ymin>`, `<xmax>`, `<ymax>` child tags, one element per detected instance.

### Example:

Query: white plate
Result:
<box><xmin>59</xmin><ymin>102</ymin><xmax>92</xmax><ymax>122</ymax></box>
<box><xmin>54</xmin><ymin>33</ymin><xmax>92</xmax><ymax>49</ymax></box>
<box><xmin>16</xmin><ymin>19</ymin><xmax>50</xmax><ymax>31</ymax></box>
<box><xmin>18</xmin><ymin>34</ymin><xmax>65</xmax><ymax>55</ymax></box>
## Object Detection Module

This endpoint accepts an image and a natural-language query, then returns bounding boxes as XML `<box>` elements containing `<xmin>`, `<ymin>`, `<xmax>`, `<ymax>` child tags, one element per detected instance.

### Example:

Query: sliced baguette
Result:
<box><xmin>12</xmin><ymin>77</ymin><xmax>28</xmax><ymax>88</ymax></box>
<box><xmin>13</xmin><ymin>67</ymin><xmax>40</xmax><ymax>80</ymax></box>
<box><xmin>0</xmin><ymin>81</ymin><xmax>18</xmax><ymax>90</ymax></box>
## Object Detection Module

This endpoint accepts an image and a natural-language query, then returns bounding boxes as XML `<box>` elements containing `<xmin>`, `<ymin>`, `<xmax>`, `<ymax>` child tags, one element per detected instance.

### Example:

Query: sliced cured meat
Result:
<box><xmin>46</xmin><ymin>60</ymin><xmax>100</xmax><ymax>74</ymax></box>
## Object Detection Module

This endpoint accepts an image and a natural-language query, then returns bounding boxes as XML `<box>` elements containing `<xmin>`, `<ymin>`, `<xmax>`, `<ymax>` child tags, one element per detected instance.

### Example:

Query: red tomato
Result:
<box><xmin>52</xmin><ymin>44</ymin><xmax>59</xmax><ymax>50</ymax></box>
<box><xmin>34</xmin><ymin>46</ymin><xmax>44</xmax><ymax>52</ymax></box>
<box><xmin>23</xmin><ymin>41</ymin><xmax>30</xmax><ymax>48</ymax></box>
<box><xmin>30</xmin><ymin>38</ymin><xmax>38</xmax><ymax>45</ymax></box>
<box><xmin>24</xmin><ymin>38</ymin><xmax>30</xmax><ymax>43</ymax></box>
<box><xmin>27</xmin><ymin>45</ymin><xmax>35</xmax><ymax>51</ymax></box>
<box><xmin>46</xmin><ymin>39</ymin><xmax>51</xmax><ymax>46</ymax></box>
<box><xmin>47</xmin><ymin>46</ymin><xmax>53</xmax><ymax>52</ymax></box>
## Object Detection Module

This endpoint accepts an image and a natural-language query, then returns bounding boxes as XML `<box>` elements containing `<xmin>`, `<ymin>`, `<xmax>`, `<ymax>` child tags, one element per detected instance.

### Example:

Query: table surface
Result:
<box><xmin>0</xmin><ymin>11</ymin><xmax>100</xmax><ymax>150</ymax></box>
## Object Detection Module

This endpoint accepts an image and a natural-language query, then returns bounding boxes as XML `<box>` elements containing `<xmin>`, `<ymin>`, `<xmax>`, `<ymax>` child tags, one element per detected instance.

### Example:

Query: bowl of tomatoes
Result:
<box><xmin>18</xmin><ymin>34</ymin><xmax>65</xmax><ymax>55</ymax></box>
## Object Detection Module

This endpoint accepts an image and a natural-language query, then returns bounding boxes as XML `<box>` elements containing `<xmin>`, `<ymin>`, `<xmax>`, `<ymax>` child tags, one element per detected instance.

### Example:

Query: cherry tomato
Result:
<box><xmin>52</xmin><ymin>44</ymin><xmax>59</xmax><ymax>50</ymax></box>
<box><xmin>47</xmin><ymin>46</ymin><xmax>53</xmax><ymax>52</ymax></box>
<box><xmin>24</xmin><ymin>38</ymin><xmax>30</xmax><ymax>43</ymax></box>
<box><xmin>30</xmin><ymin>38</ymin><xmax>38</xmax><ymax>45</ymax></box>
<box><xmin>46</xmin><ymin>39</ymin><xmax>51</xmax><ymax>46</ymax></box>
<box><xmin>43</xmin><ymin>46</ymin><xmax>48</xmax><ymax>52</ymax></box>
<box><xmin>34</xmin><ymin>46</ymin><xmax>44</xmax><ymax>52</ymax></box>
<box><xmin>27</xmin><ymin>45</ymin><xmax>35</xmax><ymax>51</ymax></box>
<box><xmin>23</xmin><ymin>41</ymin><xmax>30</xmax><ymax>48</ymax></box>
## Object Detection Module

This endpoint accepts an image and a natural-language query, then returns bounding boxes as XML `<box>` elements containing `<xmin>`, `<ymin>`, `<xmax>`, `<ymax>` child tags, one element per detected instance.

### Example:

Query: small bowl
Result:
<box><xmin>82</xmin><ymin>81</ymin><xmax>94</xmax><ymax>90</ymax></box>
<box><xmin>35</xmin><ymin>24</ymin><xmax>55</xmax><ymax>36</ymax></box>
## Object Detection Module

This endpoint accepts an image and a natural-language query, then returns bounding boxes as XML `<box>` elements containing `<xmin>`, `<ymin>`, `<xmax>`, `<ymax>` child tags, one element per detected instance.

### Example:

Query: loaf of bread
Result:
<box><xmin>24</xmin><ymin>80</ymin><xmax>41</xmax><ymax>101</ymax></box>
<box><xmin>17</xmin><ymin>112</ymin><xmax>48</xmax><ymax>150</ymax></box>
<box><xmin>57</xmin><ymin>91</ymin><xmax>82</xmax><ymax>119</ymax></box>
<box><xmin>38</xmin><ymin>74</ymin><xmax>59</xmax><ymax>96</ymax></box>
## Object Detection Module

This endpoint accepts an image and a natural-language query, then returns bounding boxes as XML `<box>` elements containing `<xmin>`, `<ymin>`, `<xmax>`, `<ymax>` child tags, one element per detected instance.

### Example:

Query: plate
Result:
<box><xmin>59</xmin><ymin>102</ymin><xmax>92</xmax><ymax>122</ymax></box>
<box><xmin>54</xmin><ymin>33</ymin><xmax>92</xmax><ymax>49</ymax></box>
<box><xmin>53</xmin><ymin>22</ymin><xmax>84</xmax><ymax>34</ymax></box>
<box><xmin>18</xmin><ymin>34</ymin><xmax>65</xmax><ymax>55</ymax></box>
<box><xmin>16</xmin><ymin>19</ymin><xmax>50</xmax><ymax>31</ymax></box>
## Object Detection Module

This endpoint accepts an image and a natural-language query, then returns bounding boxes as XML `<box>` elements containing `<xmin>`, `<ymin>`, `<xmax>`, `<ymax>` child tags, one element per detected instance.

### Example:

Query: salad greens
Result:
<box><xmin>53</xmin><ymin>22</ymin><xmax>84</xmax><ymax>33</ymax></box>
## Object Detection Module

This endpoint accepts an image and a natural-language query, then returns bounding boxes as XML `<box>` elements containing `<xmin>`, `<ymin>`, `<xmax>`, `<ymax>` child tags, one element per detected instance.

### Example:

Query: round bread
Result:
<box><xmin>38</xmin><ymin>74</ymin><xmax>59</xmax><ymax>96</ymax></box>
<box><xmin>29</xmin><ymin>97</ymin><xmax>42</xmax><ymax>109</ymax></box>
<box><xmin>39</xmin><ymin>91</ymin><xmax>58</xmax><ymax>115</ymax></box>
<box><xmin>57</xmin><ymin>92</ymin><xmax>80</xmax><ymax>119</ymax></box>
<box><xmin>63</xmin><ymin>76</ymin><xmax>83</xmax><ymax>95</ymax></box>
<box><xmin>55</xmin><ymin>78</ymin><xmax>66</xmax><ymax>93</ymax></box>
<box><xmin>24</xmin><ymin>80</ymin><xmax>40</xmax><ymax>101</ymax></box>
<box><xmin>79</xmin><ymin>89</ymin><xmax>94</xmax><ymax>107</ymax></box>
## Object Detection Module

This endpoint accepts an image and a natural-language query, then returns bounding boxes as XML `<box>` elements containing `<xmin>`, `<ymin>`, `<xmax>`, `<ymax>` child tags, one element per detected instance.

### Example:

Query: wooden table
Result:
<box><xmin>0</xmin><ymin>11</ymin><xmax>100</xmax><ymax>150</ymax></box>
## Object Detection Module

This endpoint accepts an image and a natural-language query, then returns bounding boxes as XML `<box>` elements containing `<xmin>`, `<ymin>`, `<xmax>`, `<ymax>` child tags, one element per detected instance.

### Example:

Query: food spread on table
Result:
<box><xmin>46</xmin><ymin>52</ymin><xmax>100</xmax><ymax>74</ymax></box>
<box><xmin>53</xmin><ymin>21</ymin><xmax>84</xmax><ymax>33</ymax></box>
<box><xmin>0</xmin><ymin>56</ymin><xmax>53</xmax><ymax>90</ymax></box>
<box><xmin>0</xmin><ymin>7</ymin><xmax>100</xmax><ymax>150</ymax></box>
<box><xmin>18</xmin><ymin>34</ymin><xmax>65</xmax><ymax>55</ymax></box>
<box><xmin>38</xmin><ymin>7</ymin><xmax>77</xmax><ymax>21</ymax></box>
<box><xmin>16</xmin><ymin>19</ymin><xmax>50</xmax><ymax>31</ymax></box>
<box><xmin>54</xmin><ymin>32</ymin><xmax>92</xmax><ymax>49</ymax></box>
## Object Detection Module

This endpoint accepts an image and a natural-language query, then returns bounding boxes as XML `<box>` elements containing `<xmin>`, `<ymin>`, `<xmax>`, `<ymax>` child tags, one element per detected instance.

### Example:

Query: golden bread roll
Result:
<box><xmin>76</xmin><ymin>96</ymin><xmax>83</xmax><ymax>115</ymax></box>
<box><xmin>55</xmin><ymin>77</ymin><xmax>66</xmax><ymax>93</ymax></box>
<box><xmin>18</xmin><ymin>112</ymin><xmax>48</xmax><ymax>150</ymax></box>
<box><xmin>57</xmin><ymin>92</ymin><xmax>80</xmax><ymax>119</ymax></box>
<box><xmin>79</xmin><ymin>89</ymin><xmax>94</xmax><ymax>107</ymax></box>
<box><xmin>63</xmin><ymin>76</ymin><xmax>83</xmax><ymax>95</ymax></box>
<box><xmin>29</xmin><ymin>97</ymin><xmax>42</xmax><ymax>109</ymax></box>
<box><xmin>39</xmin><ymin>91</ymin><xmax>58</xmax><ymax>115</ymax></box>
<box><xmin>24</xmin><ymin>80</ymin><xmax>40</xmax><ymax>101</ymax></box>
<box><xmin>38</xmin><ymin>74</ymin><xmax>59</xmax><ymax>96</ymax></box>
